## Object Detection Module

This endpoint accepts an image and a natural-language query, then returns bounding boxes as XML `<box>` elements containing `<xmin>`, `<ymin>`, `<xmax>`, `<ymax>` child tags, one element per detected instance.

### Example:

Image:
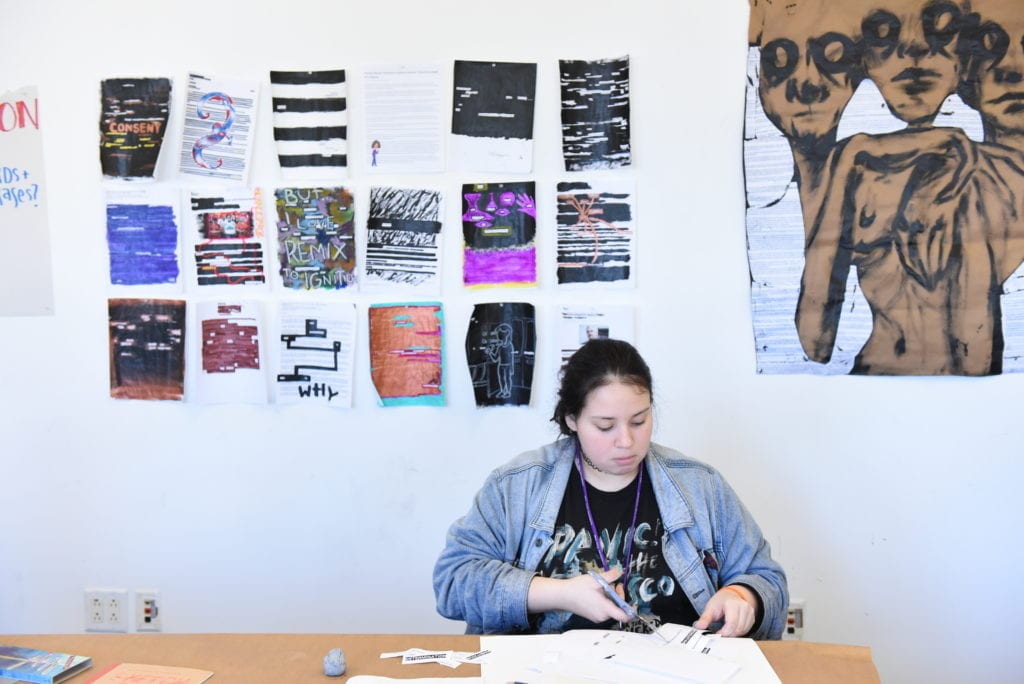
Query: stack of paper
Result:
<box><xmin>480</xmin><ymin>624</ymin><xmax>781</xmax><ymax>684</ymax></box>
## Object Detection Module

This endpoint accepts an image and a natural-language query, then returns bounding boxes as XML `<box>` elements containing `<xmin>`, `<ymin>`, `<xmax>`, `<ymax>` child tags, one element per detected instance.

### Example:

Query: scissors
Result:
<box><xmin>587</xmin><ymin>570</ymin><xmax>668</xmax><ymax>641</ymax></box>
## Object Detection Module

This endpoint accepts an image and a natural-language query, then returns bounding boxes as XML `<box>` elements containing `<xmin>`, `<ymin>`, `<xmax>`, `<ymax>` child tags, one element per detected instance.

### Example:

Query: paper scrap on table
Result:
<box><xmin>379</xmin><ymin>647</ymin><xmax>493</xmax><ymax>670</ymax></box>
<box><xmin>656</xmin><ymin>625</ymin><xmax>781</xmax><ymax>684</ymax></box>
<box><xmin>84</xmin><ymin>662</ymin><xmax>213</xmax><ymax>683</ymax></box>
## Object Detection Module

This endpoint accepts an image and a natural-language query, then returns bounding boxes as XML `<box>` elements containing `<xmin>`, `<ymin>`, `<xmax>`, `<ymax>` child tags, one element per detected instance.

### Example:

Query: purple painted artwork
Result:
<box><xmin>461</xmin><ymin>181</ymin><xmax>536</xmax><ymax>288</ymax></box>
<box><xmin>105</xmin><ymin>189</ymin><xmax>180</xmax><ymax>287</ymax></box>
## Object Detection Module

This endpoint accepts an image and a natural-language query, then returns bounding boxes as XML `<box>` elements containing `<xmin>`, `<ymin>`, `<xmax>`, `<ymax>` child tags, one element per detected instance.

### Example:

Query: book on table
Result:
<box><xmin>0</xmin><ymin>645</ymin><xmax>92</xmax><ymax>684</ymax></box>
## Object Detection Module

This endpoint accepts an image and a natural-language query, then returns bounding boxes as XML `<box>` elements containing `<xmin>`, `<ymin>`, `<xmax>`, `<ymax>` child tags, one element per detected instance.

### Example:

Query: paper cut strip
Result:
<box><xmin>465</xmin><ymin>302</ymin><xmax>535</xmax><ymax>407</ymax></box>
<box><xmin>275</xmin><ymin>301</ymin><xmax>356</xmax><ymax>408</ymax></box>
<box><xmin>274</xmin><ymin>186</ymin><xmax>356</xmax><ymax>290</ymax></box>
<box><xmin>108</xmin><ymin>298</ymin><xmax>186</xmax><ymax>400</ymax></box>
<box><xmin>555</xmin><ymin>180</ymin><xmax>636</xmax><ymax>287</ymax></box>
<box><xmin>368</xmin><ymin>302</ymin><xmax>444</xmax><ymax>407</ymax></box>
<box><xmin>559</xmin><ymin>56</ymin><xmax>631</xmax><ymax>171</ymax></box>
<box><xmin>270</xmin><ymin>69</ymin><xmax>347</xmax><ymax>178</ymax></box>
<box><xmin>462</xmin><ymin>181</ymin><xmax>536</xmax><ymax>289</ymax></box>
<box><xmin>365</xmin><ymin>186</ymin><xmax>442</xmax><ymax>293</ymax></box>
<box><xmin>99</xmin><ymin>77</ymin><xmax>172</xmax><ymax>180</ymax></box>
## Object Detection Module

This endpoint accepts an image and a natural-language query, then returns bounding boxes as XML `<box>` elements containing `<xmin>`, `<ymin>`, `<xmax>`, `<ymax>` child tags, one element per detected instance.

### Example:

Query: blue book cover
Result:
<box><xmin>0</xmin><ymin>645</ymin><xmax>91</xmax><ymax>683</ymax></box>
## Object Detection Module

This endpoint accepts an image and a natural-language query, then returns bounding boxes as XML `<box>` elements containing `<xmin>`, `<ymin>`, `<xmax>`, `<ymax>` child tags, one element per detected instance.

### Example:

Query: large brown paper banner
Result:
<box><xmin>745</xmin><ymin>0</ymin><xmax>1024</xmax><ymax>375</ymax></box>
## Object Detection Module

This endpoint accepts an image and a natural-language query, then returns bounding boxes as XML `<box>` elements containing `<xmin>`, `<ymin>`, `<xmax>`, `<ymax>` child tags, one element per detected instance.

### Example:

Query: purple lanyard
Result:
<box><xmin>575</xmin><ymin>443</ymin><xmax>644</xmax><ymax>590</ymax></box>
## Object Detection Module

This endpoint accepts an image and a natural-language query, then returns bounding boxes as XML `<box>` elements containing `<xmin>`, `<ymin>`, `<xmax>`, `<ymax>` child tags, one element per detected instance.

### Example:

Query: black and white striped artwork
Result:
<box><xmin>269</xmin><ymin>70</ymin><xmax>347</xmax><ymax>179</ymax></box>
<box><xmin>365</xmin><ymin>187</ymin><xmax>443</xmax><ymax>293</ymax></box>
<box><xmin>555</xmin><ymin>180</ymin><xmax>635</xmax><ymax>287</ymax></box>
<box><xmin>451</xmin><ymin>60</ymin><xmax>536</xmax><ymax>173</ymax></box>
<box><xmin>560</xmin><ymin>56</ymin><xmax>632</xmax><ymax>171</ymax></box>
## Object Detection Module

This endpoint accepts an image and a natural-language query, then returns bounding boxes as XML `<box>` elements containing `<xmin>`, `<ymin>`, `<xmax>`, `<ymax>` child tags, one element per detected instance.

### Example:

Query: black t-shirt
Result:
<box><xmin>533</xmin><ymin>461</ymin><xmax>699</xmax><ymax>633</ymax></box>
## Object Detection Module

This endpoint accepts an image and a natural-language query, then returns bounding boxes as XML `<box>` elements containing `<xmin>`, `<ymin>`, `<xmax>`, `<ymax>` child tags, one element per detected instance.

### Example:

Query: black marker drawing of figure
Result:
<box><xmin>465</xmin><ymin>302</ymin><xmax>535</xmax><ymax>407</ymax></box>
<box><xmin>796</xmin><ymin>0</ymin><xmax>1024</xmax><ymax>375</ymax></box>
<box><xmin>484</xmin><ymin>323</ymin><xmax>514</xmax><ymax>399</ymax></box>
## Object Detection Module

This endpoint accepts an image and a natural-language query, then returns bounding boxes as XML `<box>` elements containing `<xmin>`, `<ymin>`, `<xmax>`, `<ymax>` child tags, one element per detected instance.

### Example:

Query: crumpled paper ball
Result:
<box><xmin>323</xmin><ymin>647</ymin><xmax>347</xmax><ymax>676</ymax></box>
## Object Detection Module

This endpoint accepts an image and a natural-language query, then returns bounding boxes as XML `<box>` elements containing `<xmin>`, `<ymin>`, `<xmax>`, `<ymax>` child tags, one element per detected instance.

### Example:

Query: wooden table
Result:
<box><xmin>0</xmin><ymin>634</ymin><xmax>880</xmax><ymax>683</ymax></box>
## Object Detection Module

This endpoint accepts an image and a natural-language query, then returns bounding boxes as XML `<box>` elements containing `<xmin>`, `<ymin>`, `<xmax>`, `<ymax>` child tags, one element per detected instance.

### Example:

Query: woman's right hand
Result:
<box><xmin>527</xmin><ymin>568</ymin><xmax>633</xmax><ymax>623</ymax></box>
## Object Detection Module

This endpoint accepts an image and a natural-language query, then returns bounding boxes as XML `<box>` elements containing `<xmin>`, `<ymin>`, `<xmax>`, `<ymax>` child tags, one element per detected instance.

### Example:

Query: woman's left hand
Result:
<box><xmin>693</xmin><ymin>585</ymin><xmax>758</xmax><ymax>637</ymax></box>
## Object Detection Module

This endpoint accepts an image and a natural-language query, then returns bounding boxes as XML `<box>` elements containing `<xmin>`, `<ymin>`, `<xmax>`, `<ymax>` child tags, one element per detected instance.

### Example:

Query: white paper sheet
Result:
<box><xmin>347</xmin><ymin>678</ymin><xmax>480</xmax><ymax>684</ymax></box>
<box><xmin>274</xmin><ymin>301</ymin><xmax>356</xmax><ymax>408</ymax></box>
<box><xmin>179</xmin><ymin>73</ymin><xmax>259</xmax><ymax>184</ymax></box>
<box><xmin>194</xmin><ymin>300</ymin><xmax>267</xmax><ymax>404</ymax></box>
<box><xmin>363</xmin><ymin>63</ymin><xmax>445</xmax><ymax>173</ymax></box>
<box><xmin>558</xmin><ymin>305</ymin><xmax>635</xmax><ymax>367</ymax></box>
<box><xmin>481</xmin><ymin>626</ymin><xmax>781</xmax><ymax>684</ymax></box>
<box><xmin>0</xmin><ymin>85</ymin><xmax>54</xmax><ymax>316</ymax></box>
<box><xmin>656</xmin><ymin>625</ymin><xmax>781</xmax><ymax>684</ymax></box>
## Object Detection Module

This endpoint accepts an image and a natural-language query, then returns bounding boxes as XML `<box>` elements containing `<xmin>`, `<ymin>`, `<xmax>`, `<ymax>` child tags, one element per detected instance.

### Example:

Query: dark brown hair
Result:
<box><xmin>552</xmin><ymin>339</ymin><xmax>653</xmax><ymax>436</ymax></box>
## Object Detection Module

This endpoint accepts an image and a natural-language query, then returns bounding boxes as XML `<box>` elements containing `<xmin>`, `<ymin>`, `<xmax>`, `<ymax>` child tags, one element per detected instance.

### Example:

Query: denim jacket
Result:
<box><xmin>433</xmin><ymin>439</ymin><xmax>788</xmax><ymax>639</ymax></box>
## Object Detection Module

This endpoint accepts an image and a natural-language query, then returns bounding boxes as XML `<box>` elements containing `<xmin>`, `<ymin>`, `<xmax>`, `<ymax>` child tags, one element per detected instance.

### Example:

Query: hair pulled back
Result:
<box><xmin>552</xmin><ymin>339</ymin><xmax>653</xmax><ymax>436</ymax></box>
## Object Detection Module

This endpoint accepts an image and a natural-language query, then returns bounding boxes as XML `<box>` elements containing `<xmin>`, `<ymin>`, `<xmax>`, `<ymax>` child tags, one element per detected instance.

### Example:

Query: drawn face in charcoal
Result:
<box><xmin>966</xmin><ymin>0</ymin><xmax>1024</xmax><ymax>137</ymax></box>
<box><xmin>758</xmin><ymin>8</ymin><xmax>862</xmax><ymax>148</ymax></box>
<box><xmin>862</xmin><ymin>0</ymin><xmax>965</xmax><ymax>124</ymax></box>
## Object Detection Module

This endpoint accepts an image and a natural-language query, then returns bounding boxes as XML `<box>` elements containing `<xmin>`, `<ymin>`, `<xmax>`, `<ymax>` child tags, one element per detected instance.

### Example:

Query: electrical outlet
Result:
<box><xmin>784</xmin><ymin>599</ymin><xmax>805</xmax><ymax>640</ymax></box>
<box><xmin>84</xmin><ymin>588</ymin><xmax>128</xmax><ymax>632</ymax></box>
<box><xmin>135</xmin><ymin>590</ymin><xmax>162</xmax><ymax>632</ymax></box>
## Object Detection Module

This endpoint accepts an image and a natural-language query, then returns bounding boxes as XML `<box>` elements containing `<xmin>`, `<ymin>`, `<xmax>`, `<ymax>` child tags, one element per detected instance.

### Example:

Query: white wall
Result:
<box><xmin>2</xmin><ymin>2</ymin><xmax>1022</xmax><ymax>682</ymax></box>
